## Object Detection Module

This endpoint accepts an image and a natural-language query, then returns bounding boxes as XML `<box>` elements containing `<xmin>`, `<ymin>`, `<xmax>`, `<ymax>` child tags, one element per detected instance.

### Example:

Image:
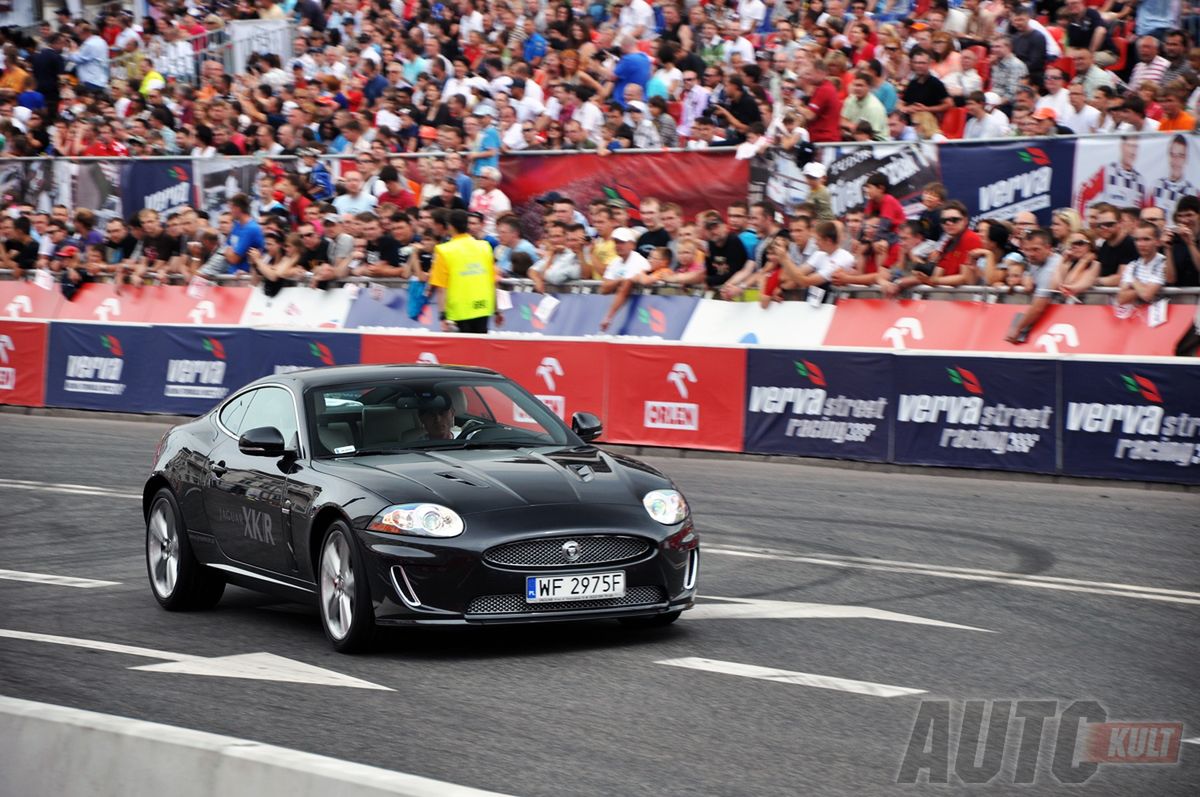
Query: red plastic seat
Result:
<box><xmin>941</xmin><ymin>106</ymin><xmax>966</xmax><ymax>139</ymax></box>
<box><xmin>1107</xmin><ymin>37</ymin><xmax>1129</xmax><ymax>73</ymax></box>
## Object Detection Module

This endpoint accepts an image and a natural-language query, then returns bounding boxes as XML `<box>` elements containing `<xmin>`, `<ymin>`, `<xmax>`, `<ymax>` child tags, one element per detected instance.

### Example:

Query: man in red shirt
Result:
<box><xmin>376</xmin><ymin>165</ymin><xmax>416</xmax><ymax>210</ymax></box>
<box><xmin>83</xmin><ymin>123</ymin><xmax>129</xmax><ymax>157</ymax></box>
<box><xmin>928</xmin><ymin>200</ymin><xmax>982</xmax><ymax>286</ymax></box>
<box><xmin>863</xmin><ymin>173</ymin><xmax>907</xmax><ymax>231</ymax></box>
<box><xmin>800</xmin><ymin>60</ymin><xmax>842</xmax><ymax>143</ymax></box>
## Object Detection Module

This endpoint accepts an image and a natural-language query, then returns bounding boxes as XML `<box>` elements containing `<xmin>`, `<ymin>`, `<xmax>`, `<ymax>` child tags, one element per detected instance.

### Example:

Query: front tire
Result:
<box><xmin>318</xmin><ymin>522</ymin><xmax>375</xmax><ymax>653</ymax></box>
<box><xmin>146</xmin><ymin>488</ymin><xmax>224</xmax><ymax>610</ymax></box>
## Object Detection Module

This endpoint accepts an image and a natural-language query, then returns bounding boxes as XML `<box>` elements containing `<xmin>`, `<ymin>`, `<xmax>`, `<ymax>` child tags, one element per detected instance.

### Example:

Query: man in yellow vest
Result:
<box><xmin>428</xmin><ymin>209</ymin><xmax>498</xmax><ymax>333</ymax></box>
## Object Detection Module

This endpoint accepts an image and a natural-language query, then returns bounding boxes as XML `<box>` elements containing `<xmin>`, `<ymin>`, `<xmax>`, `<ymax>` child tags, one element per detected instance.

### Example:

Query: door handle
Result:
<box><xmin>211</xmin><ymin>461</ymin><xmax>228</xmax><ymax>477</ymax></box>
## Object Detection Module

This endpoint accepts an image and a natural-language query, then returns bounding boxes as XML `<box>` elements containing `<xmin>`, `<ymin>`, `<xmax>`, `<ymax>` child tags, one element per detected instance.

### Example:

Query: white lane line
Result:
<box><xmin>0</xmin><ymin>629</ymin><xmax>199</xmax><ymax>662</ymax></box>
<box><xmin>705</xmin><ymin>545</ymin><xmax>1200</xmax><ymax>606</ymax></box>
<box><xmin>0</xmin><ymin>478</ymin><xmax>140</xmax><ymax>500</ymax></box>
<box><xmin>1184</xmin><ymin>738</ymin><xmax>1200</xmax><ymax>745</ymax></box>
<box><xmin>0</xmin><ymin>569</ymin><xmax>120</xmax><ymax>589</ymax></box>
<box><xmin>657</xmin><ymin>656</ymin><xmax>925</xmax><ymax>698</ymax></box>
<box><xmin>689</xmin><ymin>596</ymin><xmax>991</xmax><ymax>632</ymax></box>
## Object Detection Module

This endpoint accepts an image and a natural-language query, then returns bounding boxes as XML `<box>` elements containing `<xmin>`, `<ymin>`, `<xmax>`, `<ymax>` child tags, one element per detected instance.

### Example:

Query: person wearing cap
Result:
<box><xmin>802</xmin><ymin>162</ymin><xmax>835</xmax><ymax>222</ymax></box>
<box><xmin>598</xmin><ymin>226</ymin><xmax>652</xmax><ymax>331</ymax></box>
<box><xmin>963</xmin><ymin>91</ymin><xmax>1010</xmax><ymax>138</ymax></box>
<box><xmin>1030</xmin><ymin>106</ymin><xmax>1065</xmax><ymax>136</ymax></box>
<box><xmin>626</xmin><ymin>100</ymin><xmax>662</xmax><ymax>148</ymax></box>
<box><xmin>467</xmin><ymin>166</ymin><xmax>511</xmax><ymax>239</ymax></box>
<box><xmin>428</xmin><ymin>209</ymin><xmax>498</xmax><ymax>334</ymax></box>
<box><xmin>700</xmin><ymin>211</ymin><xmax>749</xmax><ymax>289</ymax></box>
<box><xmin>51</xmin><ymin>245</ymin><xmax>90</xmax><ymax>300</ymax></box>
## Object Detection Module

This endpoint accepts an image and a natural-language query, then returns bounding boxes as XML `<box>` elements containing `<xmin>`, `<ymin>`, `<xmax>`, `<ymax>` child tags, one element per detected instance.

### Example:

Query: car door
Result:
<box><xmin>203</xmin><ymin>385</ymin><xmax>298</xmax><ymax>575</ymax></box>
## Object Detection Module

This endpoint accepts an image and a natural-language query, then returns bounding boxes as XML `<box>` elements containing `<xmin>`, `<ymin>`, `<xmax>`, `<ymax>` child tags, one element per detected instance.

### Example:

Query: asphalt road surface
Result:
<box><xmin>1</xmin><ymin>413</ymin><xmax>1197</xmax><ymax>796</ymax></box>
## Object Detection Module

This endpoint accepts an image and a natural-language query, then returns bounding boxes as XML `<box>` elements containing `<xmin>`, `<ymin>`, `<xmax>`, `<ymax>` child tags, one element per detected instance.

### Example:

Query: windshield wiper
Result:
<box><xmin>414</xmin><ymin>440</ymin><xmax>543</xmax><ymax>450</ymax></box>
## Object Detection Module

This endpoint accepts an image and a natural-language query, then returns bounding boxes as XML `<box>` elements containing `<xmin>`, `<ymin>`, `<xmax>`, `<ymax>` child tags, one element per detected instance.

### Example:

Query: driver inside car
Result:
<box><xmin>416</xmin><ymin>391</ymin><xmax>459</xmax><ymax>440</ymax></box>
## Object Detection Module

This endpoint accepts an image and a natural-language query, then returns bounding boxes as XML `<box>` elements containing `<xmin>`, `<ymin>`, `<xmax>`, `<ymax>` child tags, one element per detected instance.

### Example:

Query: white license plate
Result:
<box><xmin>525</xmin><ymin>571</ymin><xmax>626</xmax><ymax>604</ymax></box>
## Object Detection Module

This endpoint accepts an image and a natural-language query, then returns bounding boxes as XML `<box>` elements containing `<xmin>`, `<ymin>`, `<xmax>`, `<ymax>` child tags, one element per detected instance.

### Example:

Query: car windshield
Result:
<box><xmin>306</xmin><ymin>377</ymin><xmax>575</xmax><ymax>458</ymax></box>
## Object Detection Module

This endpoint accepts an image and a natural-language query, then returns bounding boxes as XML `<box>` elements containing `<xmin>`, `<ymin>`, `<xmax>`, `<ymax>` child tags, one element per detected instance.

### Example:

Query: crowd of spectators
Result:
<box><xmin>0</xmin><ymin>0</ymin><xmax>1197</xmax><ymax>340</ymax></box>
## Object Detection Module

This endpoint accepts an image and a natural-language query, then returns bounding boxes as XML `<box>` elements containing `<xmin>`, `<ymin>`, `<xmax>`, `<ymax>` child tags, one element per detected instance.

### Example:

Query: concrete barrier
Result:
<box><xmin>0</xmin><ymin>695</ymin><xmax>513</xmax><ymax>797</ymax></box>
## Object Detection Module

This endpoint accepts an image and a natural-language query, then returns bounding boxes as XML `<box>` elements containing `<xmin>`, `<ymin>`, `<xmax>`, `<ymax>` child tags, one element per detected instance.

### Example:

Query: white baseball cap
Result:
<box><xmin>611</xmin><ymin>227</ymin><xmax>638</xmax><ymax>243</ymax></box>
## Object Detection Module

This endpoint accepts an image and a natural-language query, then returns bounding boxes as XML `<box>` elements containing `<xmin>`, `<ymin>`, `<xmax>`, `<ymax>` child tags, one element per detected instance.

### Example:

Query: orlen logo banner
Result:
<box><xmin>252</xmin><ymin>330</ymin><xmax>361</xmax><ymax>378</ymax></box>
<box><xmin>893</xmin><ymin>354</ymin><xmax>1057</xmax><ymax>474</ymax></box>
<box><xmin>474</xmin><ymin>341</ymin><xmax>608</xmax><ymax>422</ymax></box>
<box><xmin>0</xmin><ymin>321</ymin><xmax>49</xmax><ymax>407</ymax></box>
<box><xmin>45</xmin><ymin>323</ymin><xmax>158</xmax><ymax>412</ymax></box>
<box><xmin>0</xmin><ymin>280</ymin><xmax>64</xmax><ymax>321</ymax></box>
<box><xmin>1060</xmin><ymin>361</ymin><xmax>1200</xmax><ymax>485</ymax></box>
<box><xmin>605</xmin><ymin>343</ymin><xmax>746</xmax><ymax>451</ymax></box>
<box><xmin>743</xmin><ymin>349</ymin><xmax>891</xmax><ymax>462</ymax></box>
<box><xmin>53</xmin><ymin>283</ymin><xmax>157</xmax><ymax>324</ymax></box>
<box><xmin>940</xmin><ymin>138</ymin><xmax>1075</xmax><ymax>225</ymax></box>
<box><xmin>144</xmin><ymin>327</ymin><xmax>259</xmax><ymax>415</ymax></box>
<box><xmin>824</xmin><ymin>300</ymin><xmax>985</xmax><ymax>351</ymax></box>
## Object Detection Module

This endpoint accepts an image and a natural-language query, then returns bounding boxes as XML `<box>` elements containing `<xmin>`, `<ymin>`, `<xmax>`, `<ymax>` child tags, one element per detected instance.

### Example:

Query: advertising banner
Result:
<box><xmin>824</xmin><ymin>141</ymin><xmax>941</xmax><ymax>219</ymax></box>
<box><xmin>145</xmin><ymin>285</ymin><xmax>254</xmax><ymax>326</ymax></box>
<box><xmin>227</xmin><ymin>20</ymin><xmax>294</xmax><ymax>75</ymax></box>
<box><xmin>0</xmin><ymin>320</ymin><xmax>48</xmax><ymax>407</ymax></box>
<box><xmin>1061</xmin><ymin>360</ymin><xmax>1200</xmax><ymax>484</ymax></box>
<box><xmin>892</xmin><ymin>354</ymin><xmax>1057</xmax><ymax>474</ymax></box>
<box><xmin>252</xmin><ymin>330</ymin><xmax>362</xmax><ymax>379</ymax></box>
<box><xmin>238</xmin><ymin>286</ymin><xmax>356</xmax><ymax>328</ymax></box>
<box><xmin>142</xmin><ymin>327</ymin><xmax>261</xmax><ymax>415</ymax></box>
<box><xmin>681</xmin><ymin>301</ymin><xmax>835</xmax><ymax>346</ymax></box>
<box><xmin>823</xmin><ymin>299</ymin><xmax>990</xmax><ymax>351</ymax></box>
<box><xmin>0</xmin><ymin>280</ymin><xmax>64</xmax><ymax>321</ymax></box>
<box><xmin>940</xmin><ymin>138</ymin><xmax>1076</xmax><ymax>225</ymax></box>
<box><xmin>52</xmin><ymin>283</ymin><xmax>159</xmax><ymax>324</ymax></box>
<box><xmin>120</xmin><ymin>160</ymin><xmax>195</xmax><ymax>219</ymax></box>
<box><xmin>743</xmin><ymin>349</ymin><xmax>892</xmax><ymax>462</ymax></box>
<box><xmin>45</xmin><ymin>323</ymin><xmax>159</xmax><ymax>412</ymax></box>
<box><xmin>194</xmin><ymin>157</ymin><xmax>261</xmax><ymax>222</ymax></box>
<box><xmin>500</xmin><ymin>151</ymin><xmax>748</xmax><ymax>235</ymax></box>
<box><xmin>604</xmin><ymin>343</ymin><xmax>746</xmax><ymax>451</ymax></box>
<box><xmin>343</xmin><ymin>285</ymin><xmax>437</xmax><ymax>331</ymax></box>
<box><xmin>1072</xmin><ymin>133</ymin><xmax>1200</xmax><ymax>220</ymax></box>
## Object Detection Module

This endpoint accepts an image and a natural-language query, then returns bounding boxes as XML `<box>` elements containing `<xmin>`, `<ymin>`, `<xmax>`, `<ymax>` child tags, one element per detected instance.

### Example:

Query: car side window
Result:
<box><xmin>218</xmin><ymin>390</ymin><xmax>255</xmax><ymax>436</ymax></box>
<box><xmin>240</xmin><ymin>387</ymin><xmax>299</xmax><ymax>447</ymax></box>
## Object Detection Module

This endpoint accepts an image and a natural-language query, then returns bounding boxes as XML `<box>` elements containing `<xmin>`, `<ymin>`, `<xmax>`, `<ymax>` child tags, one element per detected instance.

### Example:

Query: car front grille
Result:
<box><xmin>483</xmin><ymin>535</ymin><xmax>653</xmax><ymax>568</ymax></box>
<box><xmin>466</xmin><ymin>586</ymin><xmax>666</xmax><ymax>615</ymax></box>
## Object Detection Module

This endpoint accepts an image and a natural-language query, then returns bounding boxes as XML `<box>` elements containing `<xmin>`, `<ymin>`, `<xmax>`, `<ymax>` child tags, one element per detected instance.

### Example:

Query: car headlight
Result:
<box><xmin>643</xmin><ymin>489</ymin><xmax>689</xmax><ymax>525</ymax></box>
<box><xmin>368</xmin><ymin>503</ymin><xmax>464</xmax><ymax>537</ymax></box>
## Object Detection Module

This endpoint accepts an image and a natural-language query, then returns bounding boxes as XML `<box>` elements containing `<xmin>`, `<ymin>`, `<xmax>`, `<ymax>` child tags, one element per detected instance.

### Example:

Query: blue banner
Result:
<box><xmin>939</xmin><ymin>138</ymin><xmax>1076</xmax><ymax>226</ymax></box>
<box><xmin>892</xmin><ymin>354</ymin><xmax>1057</xmax><ymax>474</ymax></box>
<box><xmin>142</xmin><ymin>327</ymin><xmax>260</xmax><ymax>415</ymax></box>
<box><xmin>1061</xmin><ymin>361</ymin><xmax>1200</xmax><ymax>484</ymax></box>
<box><xmin>250</xmin><ymin>330</ymin><xmax>363</xmax><ymax>378</ymax></box>
<box><xmin>743</xmin><ymin>349</ymin><xmax>892</xmax><ymax>461</ymax></box>
<box><xmin>120</xmin><ymin>160</ymin><xmax>194</xmax><ymax>219</ymax></box>
<box><xmin>45</xmin><ymin>323</ymin><xmax>160</xmax><ymax>412</ymax></box>
<box><xmin>343</xmin><ymin>285</ymin><xmax>437</xmax><ymax>331</ymax></box>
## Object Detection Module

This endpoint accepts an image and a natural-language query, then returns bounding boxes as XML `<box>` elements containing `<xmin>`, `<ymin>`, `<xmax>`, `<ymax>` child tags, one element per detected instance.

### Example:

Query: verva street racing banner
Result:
<box><xmin>940</xmin><ymin>138</ymin><xmax>1076</xmax><ymax>226</ymax></box>
<box><xmin>0</xmin><ymin>320</ymin><xmax>48</xmax><ymax>407</ymax></box>
<box><xmin>253</xmin><ymin>330</ymin><xmax>362</xmax><ymax>379</ymax></box>
<box><xmin>45</xmin><ymin>323</ymin><xmax>159</xmax><ymax>412</ymax></box>
<box><xmin>1060</xmin><ymin>360</ymin><xmax>1200</xmax><ymax>484</ymax></box>
<box><xmin>892</xmin><ymin>354</ymin><xmax>1057</xmax><ymax>474</ymax></box>
<box><xmin>142</xmin><ymin>327</ymin><xmax>261</xmax><ymax>415</ymax></box>
<box><xmin>743</xmin><ymin>349</ymin><xmax>891</xmax><ymax>462</ymax></box>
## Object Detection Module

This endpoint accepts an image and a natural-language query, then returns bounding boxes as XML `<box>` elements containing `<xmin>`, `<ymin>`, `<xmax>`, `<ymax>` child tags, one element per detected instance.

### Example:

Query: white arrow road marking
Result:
<box><xmin>706</xmin><ymin>545</ymin><xmax>1200</xmax><ymax>605</ymax></box>
<box><xmin>0</xmin><ymin>569</ymin><xmax>120</xmax><ymax>588</ymax></box>
<box><xmin>0</xmin><ymin>629</ymin><xmax>391</xmax><ymax>691</ymax></box>
<box><xmin>657</xmin><ymin>657</ymin><xmax>926</xmax><ymax>698</ymax></box>
<box><xmin>0</xmin><ymin>478</ymin><xmax>140</xmax><ymax>500</ymax></box>
<box><xmin>687</xmin><ymin>596</ymin><xmax>991</xmax><ymax>632</ymax></box>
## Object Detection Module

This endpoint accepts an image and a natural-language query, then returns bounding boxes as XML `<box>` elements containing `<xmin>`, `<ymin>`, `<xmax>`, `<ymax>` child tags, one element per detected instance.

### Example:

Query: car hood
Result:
<box><xmin>314</xmin><ymin>445</ymin><xmax>670</xmax><ymax>516</ymax></box>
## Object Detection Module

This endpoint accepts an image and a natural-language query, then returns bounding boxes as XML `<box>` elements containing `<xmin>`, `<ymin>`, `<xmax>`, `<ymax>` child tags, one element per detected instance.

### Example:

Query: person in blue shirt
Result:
<box><xmin>300</xmin><ymin>149</ymin><xmax>336</xmax><ymax>202</ymax></box>
<box><xmin>610</xmin><ymin>36</ymin><xmax>651</xmax><ymax>109</ymax></box>
<box><xmin>494</xmin><ymin>216</ymin><xmax>539</xmax><ymax>277</ymax></box>
<box><xmin>362</xmin><ymin>59</ymin><xmax>389</xmax><ymax>105</ymax></box>
<box><xmin>464</xmin><ymin>110</ymin><xmax>501</xmax><ymax>177</ymax></box>
<box><xmin>223</xmin><ymin>194</ymin><xmax>265</xmax><ymax>275</ymax></box>
<box><xmin>523</xmin><ymin>30</ymin><xmax>548</xmax><ymax>65</ymax></box>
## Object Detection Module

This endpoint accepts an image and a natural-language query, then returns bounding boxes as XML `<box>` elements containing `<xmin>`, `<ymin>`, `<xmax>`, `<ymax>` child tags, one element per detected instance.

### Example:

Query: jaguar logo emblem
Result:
<box><xmin>562</xmin><ymin>540</ymin><xmax>581</xmax><ymax>562</ymax></box>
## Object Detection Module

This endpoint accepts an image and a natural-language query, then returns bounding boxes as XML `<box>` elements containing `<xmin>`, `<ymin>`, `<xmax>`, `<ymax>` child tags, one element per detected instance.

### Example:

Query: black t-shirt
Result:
<box><xmin>364</xmin><ymin>234</ymin><xmax>402</xmax><ymax>267</ymax></box>
<box><xmin>918</xmin><ymin>207</ymin><xmax>943</xmax><ymax>241</ymax></box>
<box><xmin>142</xmin><ymin>233</ymin><xmax>178</xmax><ymax>264</ymax></box>
<box><xmin>1170</xmin><ymin>236</ymin><xmax>1199</xmax><ymax>287</ymax></box>
<box><xmin>106</xmin><ymin>234</ymin><xmax>138</xmax><ymax>262</ymax></box>
<box><xmin>902</xmin><ymin>74</ymin><xmax>949</xmax><ymax>108</ymax></box>
<box><xmin>1066</xmin><ymin>9</ymin><xmax>1111</xmax><ymax>52</ymax></box>
<box><xmin>636</xmin><ymin>227</ymin><xmax>671</xmax><ymax>259</ymax></box>
<box><xmin>300</xmin><ymin>238</ymin><xmax>332</xmax><ymax>271</ymax></box>
<box><xmin>6</xmin><ymin>238</ymin><xmax>39</xmax><ymax>271</ymax></box>
<box><xmin>426</xmin><ymin>195</ymin><xmax>468</xmax><ymax>211</ymax></box>
<box><xmin>724</xmin><ymin>91</ymin><xmax>762</xmax><ymax>127</ymax></box>
<box><xmin>1095</xmin><ymin>235</ymin><xmax>1137</xmax><ymax>278</ymax></box>
<box><xmin>705</xmin><ymin>234</ymin><xmax>749</xmax><ymax>287</ymax></box>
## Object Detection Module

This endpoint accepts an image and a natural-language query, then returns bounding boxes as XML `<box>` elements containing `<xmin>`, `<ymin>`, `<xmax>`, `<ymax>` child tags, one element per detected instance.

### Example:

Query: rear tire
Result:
<box><xmin>619</xmin><ymin>610</ymin><xmax>682</xmax><ymax>628</ymax></box>
<box><xmin>146</xmin><ymin>488</ymin><xmax>224</xmax><ymax>610</ymax></box>
<box><xmin>318</xmin><ymin>522</ymin><xmax>375</xmax><ymax>653</ymax></box>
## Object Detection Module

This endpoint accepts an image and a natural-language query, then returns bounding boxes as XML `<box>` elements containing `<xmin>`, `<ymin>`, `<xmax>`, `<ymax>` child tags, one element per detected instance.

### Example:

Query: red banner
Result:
<box><xmin>0</xmin><ymin>281</ymin><xmax>64</xmax><ymax>321</ymax></box>
<box><xmin>500</xmin><ymin>151</ymin><xmax>749</xmax><ymax>225</ymax></box>
<box><xmin>824</xmin><ymin>300</ymin><xmax>1193</xmax><ymax>356</ymax></box>
<box><xmin>0</xmin><ymin>320</ymin><xmax>48</xmax><ymax>407</ymax></box>
<box><xmin>0</xmin><ymin>283</ymin><xmax>252</xmax><ymax>325</ymax></box>
<box><xmin>605</xmin><ymin>343</ymin><xmax>746</xmax><ymax>451</ymax></box>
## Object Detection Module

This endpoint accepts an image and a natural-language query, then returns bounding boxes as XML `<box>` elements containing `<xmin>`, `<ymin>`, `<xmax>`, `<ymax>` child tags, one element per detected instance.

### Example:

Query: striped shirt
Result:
<box><xmin>1128</xmin><ymin>56</ymin><xmax>1170</xmax><ymax>90</ymax></box>
<box><xmin>1121</xmin><ymin>253</ymin><xmax>1166</xmax><ymax>286</ymax></box>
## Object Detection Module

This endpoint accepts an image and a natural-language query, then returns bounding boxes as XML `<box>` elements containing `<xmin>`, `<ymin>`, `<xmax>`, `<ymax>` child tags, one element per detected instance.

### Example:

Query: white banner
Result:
<box><xmin>239</xmin><ymin>287</ymin><xmax>356</xmax><ymax>329</ymax></box>
<box><xmin>1072</xmin><ymin>133</ymin><xmax>1200</xmax><ymax>221</ymax></box>
<box><xmin>681</xmin><ymin>301</ymin><xmax>835</xmax><ymax>346</ymax></box>
<box><xmin>227</xmin><ymin>20</ymin><xmax>293</xmax><ymax>76</ymax></box>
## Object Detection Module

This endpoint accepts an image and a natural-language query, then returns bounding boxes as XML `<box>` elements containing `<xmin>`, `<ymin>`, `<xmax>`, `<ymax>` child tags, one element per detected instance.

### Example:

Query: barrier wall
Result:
<box><xmin>4</xmin><ymin>320</ymin><xmax>1198</xmax><ymax>484</ymax></box>
<box><xmin>3</xmin><ymin>281</ymin><xmax>1194</xmax><ymax>355</ymax></box>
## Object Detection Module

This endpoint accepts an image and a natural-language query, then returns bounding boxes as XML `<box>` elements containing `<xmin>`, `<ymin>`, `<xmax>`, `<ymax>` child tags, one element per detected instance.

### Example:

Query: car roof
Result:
<box><xmin>265</xmin><ymin>363</ymin><xmax>505</xmax><ymax>389</ymax></box>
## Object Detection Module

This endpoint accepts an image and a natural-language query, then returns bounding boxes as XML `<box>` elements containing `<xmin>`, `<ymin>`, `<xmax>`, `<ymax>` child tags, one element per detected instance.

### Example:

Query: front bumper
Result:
<box><xmin>356</xmin><ymin>504</ymin><xmax>699</xmax><ymax>626</ymax></box>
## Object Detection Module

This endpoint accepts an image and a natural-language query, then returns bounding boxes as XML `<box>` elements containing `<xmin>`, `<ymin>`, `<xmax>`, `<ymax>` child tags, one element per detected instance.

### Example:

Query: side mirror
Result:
<box><xmin>571</xmin><ymin>411</ymin><xmax>603</xmax><ymax>443</ymax></box>
<box><xmin>239</xmin><ymin>426</ymin><xmax>287</xmax><ymax>457</ymax></box>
